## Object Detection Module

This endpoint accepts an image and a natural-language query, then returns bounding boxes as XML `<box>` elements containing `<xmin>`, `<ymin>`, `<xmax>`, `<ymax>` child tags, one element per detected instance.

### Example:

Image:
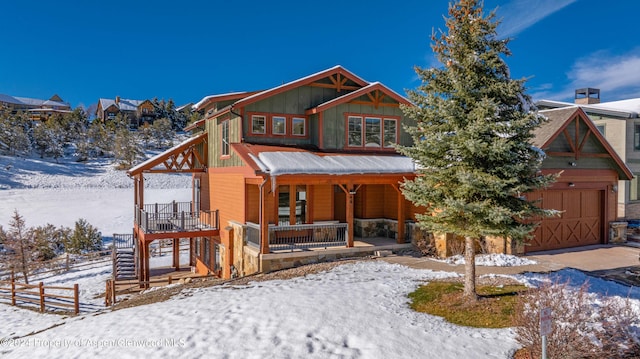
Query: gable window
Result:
<box><xmin>272</xmin><ymin>116</ymin><xmax>286</xmax><ymax>135</ymax></box>
<box><xmin>347</xmin><ymin>114</ymin><xmax>399</xmax><ymax>149</ymax></box>
<box><xmin>348</xmin><ymin>116</ymin><xmax>363</xmax><ymax>146</ymax></box>
<box><xmin>252</xmin><ymin>115</ymin><xmax>266</xmax><ymax>134</ymax></box>
<box><xmin>292</xmin><ymin>117</ymin><xmax>306</xmax><ymax>136</ymax></box>
<box><xmin>596</xmin><ymin>124</ymin><xmax>605</xmax><ymax>136</ymax></box>
<box><xmin>221</xmin><ymin>120</ymin><xmax>229</xmax><ymax>156</ymax></box>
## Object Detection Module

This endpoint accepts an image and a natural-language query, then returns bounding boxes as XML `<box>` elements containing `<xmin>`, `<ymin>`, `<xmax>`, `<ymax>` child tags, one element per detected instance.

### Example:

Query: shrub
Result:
<box><xmin>513</xmin><ymin>280</ymin><xmax>640</xmax><ymax>358</ymax></box>
<box><xmin>66</xmin><ymin>219</ymin><xmax>102</xmax><ymax>254</ymax></box>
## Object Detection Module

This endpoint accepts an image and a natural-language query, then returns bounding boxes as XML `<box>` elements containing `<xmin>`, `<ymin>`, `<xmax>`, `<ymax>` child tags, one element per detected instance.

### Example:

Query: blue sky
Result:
<box><xmin>1</xmin><ymin>0</ymin><xmax>639</xmax><ymax>111</ymax></box>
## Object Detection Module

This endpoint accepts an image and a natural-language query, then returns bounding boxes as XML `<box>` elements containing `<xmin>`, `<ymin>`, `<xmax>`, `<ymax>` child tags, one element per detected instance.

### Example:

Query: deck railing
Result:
<box><xmin>245</xmin><ymin>222</ymin><xmax>348</xmax><ymax>251</ymax></box>
<box><xmin>135</xmin><ymin>203</ymin><xmax>218</xmax><ymax>234</ymax></box>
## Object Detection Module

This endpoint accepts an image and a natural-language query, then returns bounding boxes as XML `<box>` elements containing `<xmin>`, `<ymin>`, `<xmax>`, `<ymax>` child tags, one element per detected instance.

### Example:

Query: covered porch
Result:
<box><xmin>127</xmin><ymin>133</ymin><xmax>220</xmax><ymax>287</ymax></box>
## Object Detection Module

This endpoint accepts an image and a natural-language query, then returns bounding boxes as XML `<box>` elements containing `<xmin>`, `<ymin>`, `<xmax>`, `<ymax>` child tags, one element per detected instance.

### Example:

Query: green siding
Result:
<box><xmin>206</xmin><ymin>114</ymin><xmax>245</xmax><ymax>168</ymax></box>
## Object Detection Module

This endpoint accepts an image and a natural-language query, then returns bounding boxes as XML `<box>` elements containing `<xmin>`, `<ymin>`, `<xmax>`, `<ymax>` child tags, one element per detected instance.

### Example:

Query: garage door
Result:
<box><xmin>527</xmin><ymin>190</ymin><xmax>603</xmax><ymax>252</ymax></box>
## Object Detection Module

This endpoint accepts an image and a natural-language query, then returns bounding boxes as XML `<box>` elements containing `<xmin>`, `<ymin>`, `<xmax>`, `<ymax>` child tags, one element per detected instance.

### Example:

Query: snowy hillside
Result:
<box><xmin>0</xmin><ymin>155</ymin><xmax>191</xmax><ymax>235</ymax></box>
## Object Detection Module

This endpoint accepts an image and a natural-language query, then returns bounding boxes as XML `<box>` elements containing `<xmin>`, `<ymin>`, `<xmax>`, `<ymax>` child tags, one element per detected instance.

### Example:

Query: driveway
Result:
<box><xmin>383</xmin><ymin>244</ymin><xmax>640</xmax><ymax>277</ymax></box>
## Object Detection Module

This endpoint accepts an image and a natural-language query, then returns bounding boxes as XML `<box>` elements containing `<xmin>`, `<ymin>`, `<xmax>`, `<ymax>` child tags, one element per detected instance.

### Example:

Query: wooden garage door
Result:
<box><xmin>527</xmin><ymin>190</ymin><xmax>603</xmax><ymax>252</ymax></box>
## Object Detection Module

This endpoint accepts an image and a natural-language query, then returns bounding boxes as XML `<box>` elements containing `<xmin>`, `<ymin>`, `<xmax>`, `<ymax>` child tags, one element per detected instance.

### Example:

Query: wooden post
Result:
<box><xmin>173</xmin><ymin>239</ymin><xmax>179</xmax><ymax>270</ymax></box>
<box><xmin>105</xmin><ymin>280</ymin><xmax>110</xmax><ymax>307</ymax></box>
<box><xmin>39</xmin><ymin>282</ymin><xmax>45</xmax><ymax>312</ymax></box>
<box><xmin>395</xmin><ymin>184</ymin><xmax>406</xmax><ymax>244</ymax></box>
<box><xmin>144</xmin><ymin>241</ymin><xmax>150</xmax><ymax>288</ymax></box>
<box><xmin>74</xmin><ymin>284</ymin><xmax>79</xmax><ymax>314</ymax></box>
<box><xmin>111</xmin><ymin>278</ymin><xmax>116</xmax><ymax>305</ymax></box>
<box><xmin>168</xmin><ymin>276</ymin><xmax>172</xmax><ymax>285</ymax></box>
<box><xmin>346</xmin><ymin>188</ymin><xmax>354</xmax><ymax>247</ymax></box>
<box><xmin>10</xmin><ymin>271</ymin><xmax>15</xmax><ymax>306</ymax></box>
<box><xmin>189</xmin><ymin>238</ymin><xmax>195</xmax><ymax>266</ymax></box>
<box><xmin>260</xmin><ymin>182</ymin><xmax>270</xmax><ymax>254</ymax></box>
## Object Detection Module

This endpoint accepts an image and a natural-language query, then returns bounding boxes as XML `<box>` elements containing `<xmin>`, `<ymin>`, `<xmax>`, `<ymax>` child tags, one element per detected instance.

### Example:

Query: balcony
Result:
<box><xmin>134</xmin><ymin>202</ymin><xmax>218</xmax><ymax>234</ymax></box>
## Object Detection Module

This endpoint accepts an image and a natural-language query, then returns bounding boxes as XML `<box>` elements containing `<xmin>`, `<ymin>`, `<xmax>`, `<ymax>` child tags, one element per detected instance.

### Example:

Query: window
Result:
<box><xmin>278</xmin><ymin>185</ymin><xmax>290</xmax><ymax>225</ymax></box>
<box><xmin>221</xmin><ymin>120</ymin><xmax>229</xmax><ymax>156</ymax></box>
<box><xmin>195</xmin><ymin>237</ymin><xmax>201</xmax><ymax>257</ymax></box>
<box><xmin>634</xmin><ymin>124</ymin><xmax>640</xmax><ymax>151</ymax></box>
<box><xmin>383</xmin><ymin>119</ymin><xmax>397</xmax><ymax>148</ymax></box>
<box><xmin>272</xmin><ymin>116</ymin><xmax>286</xmax><ymax>135</ymax></box>
<box><xmin>348</xmin><ymin>116</ymin><xmax>363</xmax><ymax>146</ymax></box>
<box><xmin>631</xmin><ymin>176</ymin><xmax>640</xmax><ymax>201</ymax></box>
<box><xmin>596</xmin><ymin>124</ymin><xmax>605</xmax><ymax>136</ymax></box>
<box><xmin>214</xmin><ymin>244</ymin><xmax>221</xmax><ymax>273</ymax></box>
<box><xmin>252</xmin><ymin>115</ymin><xmax>266</xmax><ymax>134</ymax></box>
<box><xmin>203</xmin><ymin>238</ymin><xmax>211</xmax><ymax>268</ymax></box>
<box><xmin>365</xmin><ymin>117</ymin><xmax>381</xmax><ymax>147</ymax></box>
<box><xmin>347</xmin><ymin>114</ymin><xmax>399</xmax><ymax>149</ymax></box>
<box><xmin>292</xmin><ymin>117</ymin><xmax>306</xmax><ymax>136</ymax></box>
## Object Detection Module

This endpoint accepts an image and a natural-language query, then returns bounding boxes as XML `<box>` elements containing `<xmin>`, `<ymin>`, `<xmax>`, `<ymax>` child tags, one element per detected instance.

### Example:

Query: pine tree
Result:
<box><xmin>152</xmin><ymin>118</ymin><xmax>174</xmax><ymax>148</ymax></box>
<box><xmin>4</xmin><ymin>210</ymin><xmax>36</xmax><ymax>283</ymax></box>
<box><xmin>398</xmin><ymin>0</ymin><xmax>556</xmax><ymax>300</ymax></box>
<box><xmin>67</xmin><ymin>219</ymin><xmax>102</xmax><ymax>254</ymax></box>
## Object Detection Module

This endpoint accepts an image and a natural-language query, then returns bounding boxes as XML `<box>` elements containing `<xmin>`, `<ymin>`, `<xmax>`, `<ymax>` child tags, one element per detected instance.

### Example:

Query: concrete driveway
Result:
<box><xmin>383</xmin><ymin>244</ymin><xmax>640</xmax><ymax>277</ymax></box>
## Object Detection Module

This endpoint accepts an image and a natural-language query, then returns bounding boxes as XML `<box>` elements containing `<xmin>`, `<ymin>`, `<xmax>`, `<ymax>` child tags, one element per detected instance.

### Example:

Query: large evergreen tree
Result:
<box><xmin>398</xmin><ymin>0</ymin><xmax>556</xmax><ymax>299</ymax></box>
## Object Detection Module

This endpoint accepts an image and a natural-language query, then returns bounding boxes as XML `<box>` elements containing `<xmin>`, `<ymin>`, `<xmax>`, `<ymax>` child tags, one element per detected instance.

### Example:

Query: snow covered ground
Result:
<box><xmin>1</xmin><ymin>155</ymin><xmax>640</xmax><ymax>358</ymax></box>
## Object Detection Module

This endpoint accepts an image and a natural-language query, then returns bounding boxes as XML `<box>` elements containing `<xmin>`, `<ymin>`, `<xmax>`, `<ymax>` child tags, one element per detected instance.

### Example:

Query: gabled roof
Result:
<box><xmin>232</xmin><ymin>65</ymin><xmax>369</xmax><ymax>109</ymax></box>
<box><xmin>536</xmin><ymin>107</ymin><xmax>632</xmax><ymax>180</ymax></box>
<box><xmin>193</xmin><ymin>91</ymin><xmax>260</xmax><ymax>111</ymax></box>
<box><xmin>184</xmin><ymin>105</ymin><xmax>232</xmax><ymax>131</ymax></box>
<box><xmin>306</xmin><ymin>82</ymin><xmax>411</xmax><ymax>115</ymax></box>
<box><xmin>0</xmin><ymin>94</ymin><xmax>24</xmax><ymax>105</ymax></box>
<box><xmin>128</xmin><ymin>133</ymin><xmax>208</xmax><ymax>175</ymax></box>
<box><xmin>537</xmin><ymin>99</ymin><xmax>638</xmax><ymax>119</ymax></box>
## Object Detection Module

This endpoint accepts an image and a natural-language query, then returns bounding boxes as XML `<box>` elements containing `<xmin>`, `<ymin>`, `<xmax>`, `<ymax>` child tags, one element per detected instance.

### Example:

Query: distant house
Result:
<box><xmin>0</xmin><ymin>93</ymin><xmax>71</xmax><ymax>121</ymax></box>
<box><xmin>95</xmin><ymin>96</ymin><xmax>156</xmax><ymax>128</ymax></box>
<box><xmin>538</xmin><ymin>88</ymin><xmax>640</xmax><ymax>219</ymax></box>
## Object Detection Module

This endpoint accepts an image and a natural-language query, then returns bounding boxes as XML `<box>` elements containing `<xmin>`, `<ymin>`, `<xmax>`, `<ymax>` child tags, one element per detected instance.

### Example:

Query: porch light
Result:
<box><xmin>568</xmin><ymin>182</ymin><xmax>576</xmax><ymax>187</ymax></box>
<box><xmin>612</xmin><ymin>185</ymin><xmax>618</xmax><ymax>193</ymax></box>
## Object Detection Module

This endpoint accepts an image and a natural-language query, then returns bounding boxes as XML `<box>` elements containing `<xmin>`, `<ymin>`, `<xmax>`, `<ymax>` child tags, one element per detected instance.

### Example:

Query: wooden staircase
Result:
<box><xmin>113</xmin><ymin>248</ymin><xmax>137</xmax><ymax>280</ymax></box>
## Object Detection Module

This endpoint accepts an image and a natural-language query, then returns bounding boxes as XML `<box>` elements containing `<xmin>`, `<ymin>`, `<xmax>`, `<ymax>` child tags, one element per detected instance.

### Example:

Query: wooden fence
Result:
<box><xmin>0</xmin><ymin>250</ymin><xmax>112</xmax><ymax>281</ymax></box>
<box><xmin>0</xmin><ymin>272</ymin><xmax>79</xmax><ymax>314</ymax></box>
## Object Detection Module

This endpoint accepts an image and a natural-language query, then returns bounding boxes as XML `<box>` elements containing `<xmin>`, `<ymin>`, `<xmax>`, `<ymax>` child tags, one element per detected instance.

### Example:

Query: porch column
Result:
<box><xmin>346</xmin><ymin>187</ymin><xmax>354</xmax><ymax>248</ymax></box>
<box><xmin>260</xmin><ymin>182</ymin><xmax>270</xmax><ymax>254</ymax></box>
<box><xmin>144</xmin><ymin>241</ymin><xmax>151</xmax><ymax>289</ymax></box>
<box><xmin>138</xmin><ymin>236</ymin><xmax>145</xmax><ymax>288</ymax></box>
<box><xmin>394</xmin><ymin>184</ymin><xmax>406</xmax><ymax>244</ymax></box>
<box><xmin>189</xmin><ymin>238</ymin><xmax>195</xmax><ymax>266</ymax></box>
<box><xmin>172</xmin><ymin>238</ymin><xmax>180</xmax><ymax>270</ymax></box>
<box><xmin>139</xmin><ymin>175</ymin><xmax>145</xmax><ymax>208</ymax></box>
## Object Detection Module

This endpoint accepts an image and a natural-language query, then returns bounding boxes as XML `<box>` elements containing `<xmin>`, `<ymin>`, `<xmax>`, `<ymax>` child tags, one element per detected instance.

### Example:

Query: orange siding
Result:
<box><xmin>246</xmin><ymin>184</ymin><xmax>260</xmax><ymax>223</ymax></box>
<box><xmin>383</xmin><ymin>186</ymin><xmax>399</xmax><ymax>219</ymax></box>
<box><xmin>210</xmin><ymin>172</ymin><xmax>246</xmax><ymax>228</ymax></box>
<box><xmin>265</xmin><ymin>190</ymin><xmax>277</xmax><ymax>224</ymax></box>
<box><xmin>406</xmin><ymin>199</ymin><xmax>426</xmax><ymax>221</ymax></box>
<box><xmin>354</xmin><ymin>187</ymin><xmax>365</xmax><ymax>218</ymax></box>
<box><xmin>364</xmin><ymin>185</ymin><xmax>385</xmax><ymax>218</ymax></box>
<box><xmin>312</xmin><ymin>184</ymin><xmax>333</xmax><ymax>221</ymax></box>
<box><xmin>334</xmin><ymin>188</ymin><xmax>346</xmax><ymax>222</ymax></box>
<box><xmin>197</xmin><ymin>173</ymin><xmax>211</xmax><ymax>211</ymax></box>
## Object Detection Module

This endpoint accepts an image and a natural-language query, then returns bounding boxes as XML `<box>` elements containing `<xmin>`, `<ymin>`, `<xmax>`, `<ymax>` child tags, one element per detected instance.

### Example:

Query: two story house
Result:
<box><xmin>126</xmin><ymin>66</ymin><xmax>423</xmax><ymax>283</ymax></box>
<box><xmin>96</xmin><ymin>97</ymin><xmax>156</xmax><ymax>128</ymax></box>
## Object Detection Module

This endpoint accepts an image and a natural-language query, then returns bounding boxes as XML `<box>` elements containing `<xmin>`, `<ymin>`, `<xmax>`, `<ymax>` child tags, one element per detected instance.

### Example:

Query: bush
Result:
<box><xmin>66</xmin><ymin>219</ymin><xmax>102</xmax><ymax>254</ymax></box>
<box><xmin>513</xmin><ymin>280</ymin><xmax>640</xmax><ymax>358</ymax></box>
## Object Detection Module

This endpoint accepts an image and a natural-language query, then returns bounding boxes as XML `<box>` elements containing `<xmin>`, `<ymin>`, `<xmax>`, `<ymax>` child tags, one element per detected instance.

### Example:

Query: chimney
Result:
<box><xmin>115</xmin><ymin>96</ymin><xmax>120</xmax><ymax>105</ymax></box>
<box><xmin>575</xmin><ymin>88</ymin><xmax>600</xmax><ymax>105</ymax></box>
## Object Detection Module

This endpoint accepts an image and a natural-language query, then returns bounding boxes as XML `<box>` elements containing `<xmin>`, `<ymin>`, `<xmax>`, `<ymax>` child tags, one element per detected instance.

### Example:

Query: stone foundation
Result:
<box><xmin>610</xmin><ymin>221</ymin><xmax>628</xmax><ymax>243</ymax></box>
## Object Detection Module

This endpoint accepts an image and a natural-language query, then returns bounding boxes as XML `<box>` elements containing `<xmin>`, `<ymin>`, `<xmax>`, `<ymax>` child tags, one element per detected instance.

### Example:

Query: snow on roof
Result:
<box><xmin>254</xmin><ymin>152</ymin><xmax>415</xmax><ymax>176</ymax></box>
<box><xmin>537</xmin><ymin>99</ymin><xmax>639</xmax><ymax>118</ymax></box>
<box><xmin>193</xmin><ymin>91</ymin><xmax>255</xmax><ymax>110</ymax></box>
<box><xmin>0</xmin><ymin>94</ymin><xmax>25</xmax><ymax>105</ymax></box>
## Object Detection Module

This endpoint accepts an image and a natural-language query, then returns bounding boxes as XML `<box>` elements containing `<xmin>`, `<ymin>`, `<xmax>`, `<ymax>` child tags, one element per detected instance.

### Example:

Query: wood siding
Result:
<box><xmin>321</xmin><ymin>103</ymin><xmax>413</xmax><ymax>150</ymax></box>
<box><xmin>210</xmin><ymin>172</ymin><xmax>246</xmax><ymax>228</ymax></box>
<box><xmin>384</xmin><ymin>186</ymin><xmax>399</xmax><ymax>219</ymax></box>
<box><xmin>246</xmin><ymin>184</ymin><xmax>259</xmax><ymax>223</ymax></box>
<box><xmin>312</xmin><ymin>184</ymin><xmax>333</xmax><ymax>221</ymax></box>
<box><xmin>206</xmin><ymin>114</ymin><xmax>244</xmax><ymax>168</ymax></box>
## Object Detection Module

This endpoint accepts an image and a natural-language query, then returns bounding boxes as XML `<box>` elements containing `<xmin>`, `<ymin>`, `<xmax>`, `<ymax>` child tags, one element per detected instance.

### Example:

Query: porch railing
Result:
<box><xmin>135</xmin><ymin>203</ymin><xmax>218</xmax><ymax>234</ymax></box>
<box><xmin>245</xmin><ymin>222</ymin><xmax>348</xmax><ymax>251</ymax></box>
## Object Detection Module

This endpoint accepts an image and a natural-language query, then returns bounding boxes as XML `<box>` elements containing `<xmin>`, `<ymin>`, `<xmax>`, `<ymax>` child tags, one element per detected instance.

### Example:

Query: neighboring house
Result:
<box><xmin>0</xmin><ymin>93</ymin><xmax>71</xmax><ymax>120</ymax></box>
<box><xmin>95</xmin><ymin>97</ymin><xmax>156</xmax><ymax>128</ymax></box>
<box><xmin>123</xmin><ymin>67</ymin><xmax>631</xmax><ymax>285</ymax></box>
<box><xmin>486</xmin><ymin>106</ymin><xmax>632</xmax><ymax>253</ymax></box>
<box><xmin>538</xmin><ymin>88</ymin><xmax>640</xmax><ymax>218</ymax></box>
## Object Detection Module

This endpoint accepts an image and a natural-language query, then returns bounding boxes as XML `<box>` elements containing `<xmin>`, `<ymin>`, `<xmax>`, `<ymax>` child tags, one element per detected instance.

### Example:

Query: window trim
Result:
<box><xmin>251</xmin><ymin>114</ymin><xmax>267</xmax><ymax>135</ymax></box>
<box><xmin>246</xmin><ymin>112</ymin><xmax>309</xmax><ymax>139</ymax></box>
<box><xmin>272</xmin><ymin>116</ymin><xmax>286</xmax><ymax>135</ymax></box>
<box><xmin>220</xmin><ymin>119</ymin><xmax>230</xmax><ymax>158</ymax></box>
<box><xmin>345</xmin><ymin>113</ymin><xmax>400</xmax><ymax>150</ymax></box>
<box><xmin>291</xmin><ymin>117</ymin><xmax>306</xmax><ymax>136</ymax></box>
